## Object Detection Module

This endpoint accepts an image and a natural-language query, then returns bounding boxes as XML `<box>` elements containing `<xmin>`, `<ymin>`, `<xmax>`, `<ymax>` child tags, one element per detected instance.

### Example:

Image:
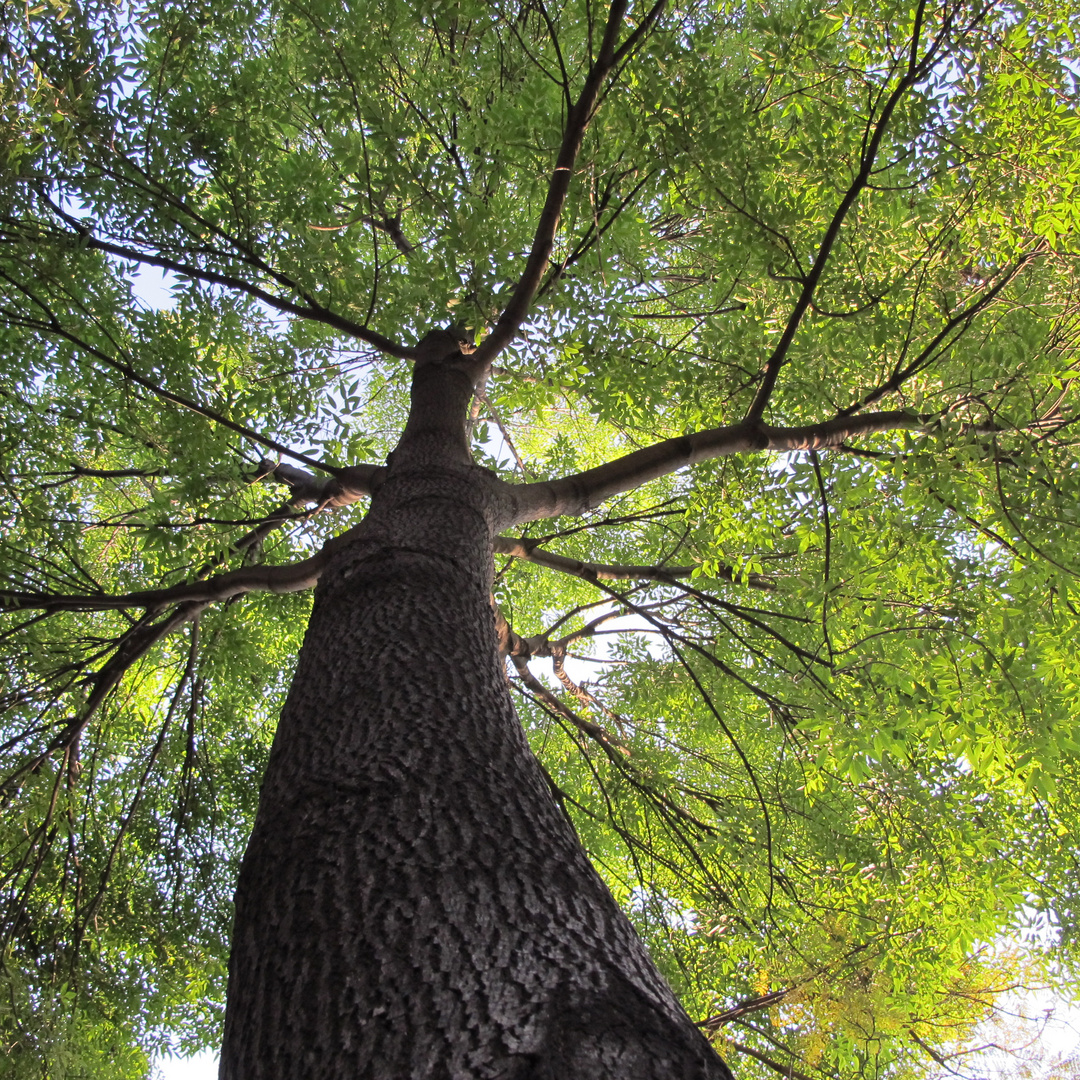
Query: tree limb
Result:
<box><xmin>699</xmin><ymin>989</ymin><xmax>790</xmax><ymax>1030</ymax></box>
<box><xmin>258</xmin><ymin>459</ymin><xmax>385</xmax><ymax>508</ymax></box>
<box><xmin>724</xmin><ymin>1039</ymin><xmax>817</xmax><ymax>1080</ymax></box>
<box><xmin>839</xmin><ymin>248</ymin><xmax>1043</xmax><ymax>416</ymax></box>
<box><xmin>0</xmin><ymin>601</ymin><xmax>206</xmax><ymax>797</ymax></box>
<box><xmin>0</xmin><ymin>272</ymin><xmax>339</xmax><ymax>475</ymax></box>
<box><xmin>4</xmin><ymin>475</ymin><xmax>778</xmax><ymax>616</ymax></box>
<box><xmin>473</xmin><ymin>0</ymin><xmax>643</xmax><ymax>367</ymax></box>
<box><xmin>32</xmin><ymin>198</ymin><xmax>416</xmax><ymax>359</ymax></box>
<box><xmin>0</xmin><ymin>543</ymin><xmax>338</xmax><ymax>614</ymax></box>
<box><xmin>79</xmin><ymin>232</ymin><xmax>416</xmax><ymax>358</ymax></box>
<box><xmin>509</xmin><ymin>411</ymin><xmax>928</xmax><ymax>522</ymax></box>
<box><xmin>492</xmin><ymin>536</ymin><xmax>776</xmax><ymax>590</ymax></box>
<box><xmin>743</xmin><ymin>0</ymin><xmax>947</xmax><ymax>421</ymax></box>
<box><xmin>510</xmin><ymin>653</ymin><xmax>624</xmax><ymax>749</ymax></box>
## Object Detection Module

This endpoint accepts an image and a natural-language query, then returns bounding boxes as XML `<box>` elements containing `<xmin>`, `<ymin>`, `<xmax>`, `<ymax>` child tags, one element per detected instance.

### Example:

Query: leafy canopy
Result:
<box><xmin>1</xmin><ymin>0</ymin><xmax>1079</xmax><ymax>1076</ymax></box>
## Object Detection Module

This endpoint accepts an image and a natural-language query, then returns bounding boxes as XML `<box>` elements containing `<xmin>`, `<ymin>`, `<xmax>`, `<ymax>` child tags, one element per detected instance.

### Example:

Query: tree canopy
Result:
<box><xmin>1</xmin><ymin>0</ymin><xmax>1079</xmax><ymax>1076</ymax></box>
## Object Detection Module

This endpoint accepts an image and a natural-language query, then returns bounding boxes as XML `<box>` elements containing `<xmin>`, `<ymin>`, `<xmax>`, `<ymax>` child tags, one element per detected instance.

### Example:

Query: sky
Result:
<box><xmin>156</xmin><ymin>1050</ymin><xmax>217</xmax><ymax>1080</ymax></box>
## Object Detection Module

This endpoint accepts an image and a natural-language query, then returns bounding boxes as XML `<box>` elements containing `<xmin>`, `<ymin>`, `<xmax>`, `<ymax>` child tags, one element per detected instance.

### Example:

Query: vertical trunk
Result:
<box><xmin>220</xmin><ymin>343</ymin><xmax>731</xmax><ymax>1079</ymax></box>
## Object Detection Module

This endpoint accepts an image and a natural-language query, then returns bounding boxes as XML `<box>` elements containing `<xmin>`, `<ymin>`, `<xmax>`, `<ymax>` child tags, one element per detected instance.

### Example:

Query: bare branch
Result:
<box><xmin>509</xmin><ymin>411</ymin><xmax>928</xmax><ymax>523</ymax></box>
<box><xmin>0</xmin><ymin>458</ymin><xmax>388</xmax><ymax>784</ymax></box>
<box><xmin>0</xmin><ymin>444</ymin><xmax>392</xmax><ymax>618</ymax></box>
<box><xmin>73</xmin><ymin>617</ymin><xmax>201</xmax><ymax>939</ymax></box>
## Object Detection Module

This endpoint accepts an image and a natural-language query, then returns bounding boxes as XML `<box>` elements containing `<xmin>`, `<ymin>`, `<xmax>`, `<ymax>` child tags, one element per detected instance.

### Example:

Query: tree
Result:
<box><xmin>2</xmin><ymin>0</ymin><xmax>1079</xmax><ymax>1076</ymax></box>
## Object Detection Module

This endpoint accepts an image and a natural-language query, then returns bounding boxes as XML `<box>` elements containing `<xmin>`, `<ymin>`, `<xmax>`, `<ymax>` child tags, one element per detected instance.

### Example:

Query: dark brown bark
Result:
<box><xmin>220</xmin><ymin>342</ymin><xmax>732</xmax><ymax>1078</ymax></box>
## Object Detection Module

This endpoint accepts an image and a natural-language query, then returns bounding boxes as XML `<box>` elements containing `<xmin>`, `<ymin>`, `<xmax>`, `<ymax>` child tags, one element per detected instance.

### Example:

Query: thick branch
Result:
<box><xmin>259</xmin><ymin>459</ymin><xmax>385</xmax><ymax>507</ymax></box>
<box><xmin>510</xmin><ymin>411</ymin><xmax>927</xmax><ymax>522</ymax></box>
<box><xmin>5</xmin><ymin>451</ymin><xmax>796</xmax><ymax>615</ymax></box>
<box><xmin>0</xmin><ymin>512</ymin><xmax>378</xmax><ymax>615</ymax></box>
<box><xmin>0</xmin><ymin>543</ymin><xmax>338</xmax><ymax>614</ymax></box>
<box><xmin>472</xmin><ymin>0</ymin><xmax>636</xmax><ymax>367</ymax></box>
<box><xmin>59</xmin><ymin>602</ymin><xmax>205</xmax><ymax>748</ymax></box>
<box><xmin>0</xmin><ymin>460</ymin><xmax>387</xmax><ymax>777</ymax></box>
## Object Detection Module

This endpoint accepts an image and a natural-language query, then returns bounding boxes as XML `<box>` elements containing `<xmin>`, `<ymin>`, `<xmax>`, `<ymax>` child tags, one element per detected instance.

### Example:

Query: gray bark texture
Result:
<box><xmin>220</xmin><ymin>340</ymin><xmax>733</xmax><ymax>1079</ymax></box>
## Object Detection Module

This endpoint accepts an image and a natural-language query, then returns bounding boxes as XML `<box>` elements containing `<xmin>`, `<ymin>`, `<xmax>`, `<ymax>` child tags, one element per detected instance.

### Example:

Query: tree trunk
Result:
<box><xmin>220</xmin><ymin>342</ymin><xmax>732</xmax><ymax>1079</ymax></box>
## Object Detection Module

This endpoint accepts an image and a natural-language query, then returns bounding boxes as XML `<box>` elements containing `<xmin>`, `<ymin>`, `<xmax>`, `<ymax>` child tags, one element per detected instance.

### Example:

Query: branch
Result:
<box><xmin>81</xmin><ymin>233</ymin><xmax>416</xmax><ymax>358</ymax></box>
<box><xmin>534</xmin><ymin>168</ymin><xmax>658</xmax><ymax>304</ymax></box>
<box><xmin>839</xmin><ymin>249</ymin><xmax>1043</xmax><ymax>416</ymax></box>
<box><xmin>494</xmin><ymin>593</ymin><xmax>630</xmax><ymax>661</ymax></box>
<box><xmin>72</xmin><ymin>617</ymin><xmax>201</xmax><ymax>939</ymax></box>
<box><xmin>492</xmin><ymin>535</ymin><xmax>776</xmax><ymax>590</ymax></box>
<box><xmin>509</xmin><ymin>411</ymin><xmax>928</xmax><ymax>522</ymax></box>
<box><xmin>258</xmin><ymin>459</ymin><xmax>385</xmax><ymax>508</ymax></box>
<box><xmin>725</xmin><ymin>1039</ymin><xmax>816</xmax><ymax>1080</ymax></box>
<box><xmin>34</xmin><ymin>198</ymin><xmax>415</xmax><ymax>359</ymax></box>
<box><xmin>510</xmin><ymin>653</ymin><xmax>625</xmax><ymax>750</ymax></box>
<box><xmin>0</xmin><ymin>543</ymin><xmax>338</xmax><ymax>614</ymax></box>
<box><xmin>473</xmin><ymin>0</ymin><xmax>644</xmax><ymax>367</ymax></box>
<box><xmin>0</xmin><ymin>447</ymin><xmax>393</xmax><ymax>619</ymax></box>
<box><xmin>0</xmin><ymin>273</ymin><xmax>338</xmax><ymax>474</ymax></box>
<box><xmin>1</xmin><ymin>601</ymin><xmax>206</xmax><ymax>795</ymax></box>
<box><xmin>493</xmin><ymin>599</ymin><xmax>627</xmax><ymax>746</ymax></box>
<box><xmin>611</xmin><ymin>0</ymin><xmax>669</xmax><ymax>66</ymax></box>
<box><xmin>743</xmin><ymin>0</ymin><xmax>944</xmax><ymax>421</ymax></box>
<box><xmin>905</xmin><ymin>1028</ymin><xmax>988</xmax><ymax>1078</ymax></box>
<box><xmin>65</xmin><ymin>465</ymin><xmax>163</xmax><ymax>480</ymax></box>
<box><xmin>700</xmin><ymin>990</ymin><xmax>790</xmax><ymax>1030</ymax></box>
<box><xmin>0</xmin><ymin>461</ymin><xmax>387</xmax><ymax>782</ymax></box>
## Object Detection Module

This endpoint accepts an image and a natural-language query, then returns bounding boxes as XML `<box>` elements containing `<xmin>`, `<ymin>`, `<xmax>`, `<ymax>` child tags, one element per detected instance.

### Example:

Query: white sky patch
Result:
<box><xmin>959</xmin><ymin>982</ymin><xmax>1080</xmax><ymax>1078</ymax></box>
<box><xmin>130</xmin><ymin>266</ymin><xmax>181</xmax><ymax>310</ymax></box>
<box><xmin>154</xmin><ymin>1050</ymin><xmax>218</xmax><ymax>1080</ymax></box>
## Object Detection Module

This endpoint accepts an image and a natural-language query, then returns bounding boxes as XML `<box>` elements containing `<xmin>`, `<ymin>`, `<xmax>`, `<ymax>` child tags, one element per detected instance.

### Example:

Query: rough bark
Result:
<box><xmin>220</xmin><ymin>341</ymin><xmax>732</xmax><ymax>1078</ymax></box>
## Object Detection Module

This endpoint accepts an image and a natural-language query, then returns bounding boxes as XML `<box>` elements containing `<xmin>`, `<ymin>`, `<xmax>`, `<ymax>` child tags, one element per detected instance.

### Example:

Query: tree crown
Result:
<box><xmin>1</xmin><ymin>1</ymin><xmax>1079</xmax><ymax>1075</ymax></box>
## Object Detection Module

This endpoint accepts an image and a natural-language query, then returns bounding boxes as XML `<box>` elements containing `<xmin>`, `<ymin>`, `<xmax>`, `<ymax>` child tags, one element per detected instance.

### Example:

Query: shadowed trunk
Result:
<box><xmin>220</xmin><ymin>337</ymin><xmax>732</xmax><ymax>1079</ymax></box>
